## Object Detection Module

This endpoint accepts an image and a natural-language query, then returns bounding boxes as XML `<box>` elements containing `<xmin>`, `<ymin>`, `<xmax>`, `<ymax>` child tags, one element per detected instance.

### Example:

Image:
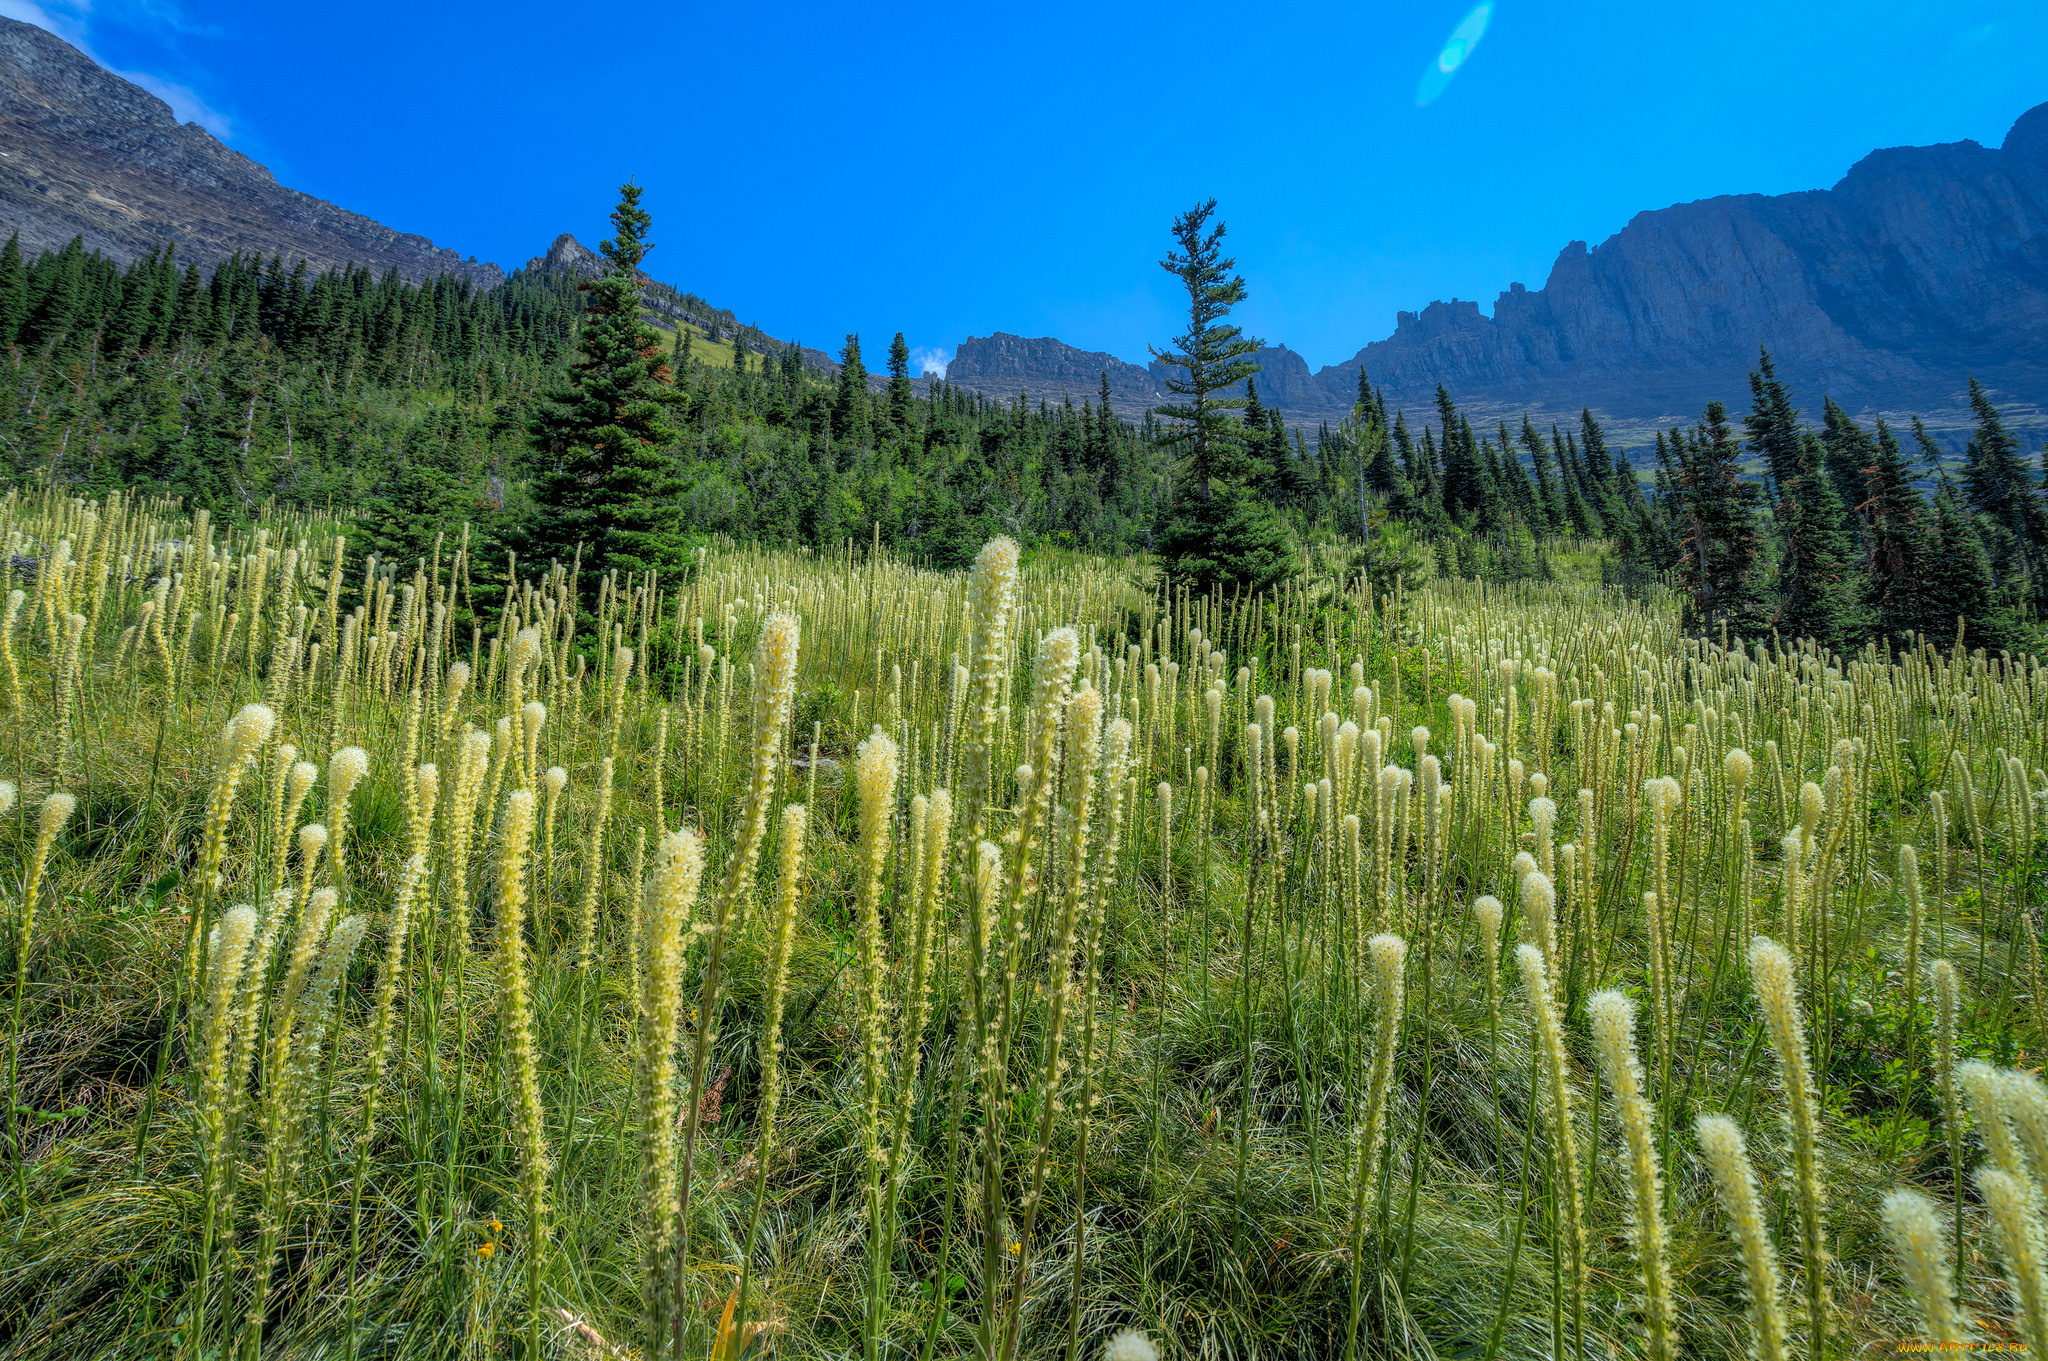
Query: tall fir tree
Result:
<box><xmin>1960</xmin><ymin>376</ymin><xmax>2048</xmax><ymax>590</ymax></box>
<box><xmin>1436</xmin><ymin>385</ymin><xmax>1489</xmax><ymax>523</ymax></box>
<box><xmin>885</xmin><ymin>331</ymin><xmax>915</xmax><ymax>435</ymax></box>
<box><xmin>1859</xmin><ymin>415</ymin><xmax>1933</xmax><ymax>642</ymax></box>
<box><xmin>1520</xmin><ymin>414</ymin><xmax>1562</xmax><ymax>531</ymax></box>
<box><xmin>1556</xmin><ymin>425</ymin><xmax>1602</xmax><ymax>535</ymax></box>
<box><xmin>832</xmin><ymin>334</ymin><xmax>871</xmax><ymax>461</ymax></box>
<box><xmin>1151</xmin><ymin>199</ymin><xmax>1295</xmax><ymax>590</ymax></box>
<box><xmin>1819</xmin><ymin>397</ymin><xmax>1877</xmax><ymax>547</ymax></box>
<box><xmin>1669</xmin><ymin>401</ymin><xmax>1765</xmax><ymax>636</ymax></box>
<box><xmin>522</xmin><ymin>181</ymin><xmax>688</xmax><ymax>589</ymax></box>
<box><xmin>1924</xmin><ymin>485</ymin><xmax>2001</xmax><ymax>650</ymax></box>
<box><xmin>1745</xmin><ymin>351</ymin><xmax>1862</xmax><ymax>650</ymax></box>
<box><xmin>1</xmin><ymin>233</ymin><xmax>29</xmax><ymax>347</ymax></box>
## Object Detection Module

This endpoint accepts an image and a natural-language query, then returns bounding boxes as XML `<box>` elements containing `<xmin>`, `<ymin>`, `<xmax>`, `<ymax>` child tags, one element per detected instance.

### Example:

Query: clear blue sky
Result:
<box><xmin>10</xmin><ymin>0</ymin><xmax>2048</xmax><ymax>375</ymax></box>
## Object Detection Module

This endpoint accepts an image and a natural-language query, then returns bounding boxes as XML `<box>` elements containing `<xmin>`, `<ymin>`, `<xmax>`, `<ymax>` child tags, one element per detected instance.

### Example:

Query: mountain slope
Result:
<box><xmin>947</xmin><ymin>104</ymin><xmax>2048</xmax><ymax>437</ymax></box>
<box><xmin>0</xmin><ymin>16</ymin><xmax>500</xmax><ymax>287</ymax></box>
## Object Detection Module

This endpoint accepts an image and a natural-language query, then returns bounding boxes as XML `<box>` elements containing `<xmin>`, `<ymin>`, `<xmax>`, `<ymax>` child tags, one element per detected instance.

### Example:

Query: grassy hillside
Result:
<box><xmin>0</xmin><ymin>488</ymin><xmax>2042</xmax><ymax>1360</ymax></box>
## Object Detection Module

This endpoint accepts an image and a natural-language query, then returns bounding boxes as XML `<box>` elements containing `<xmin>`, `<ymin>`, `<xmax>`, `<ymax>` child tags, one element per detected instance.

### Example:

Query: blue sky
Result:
<box><xmin>8</xmin><ymin>0</ymin><xmax>2048</xmax><ymax>375</ymax></box>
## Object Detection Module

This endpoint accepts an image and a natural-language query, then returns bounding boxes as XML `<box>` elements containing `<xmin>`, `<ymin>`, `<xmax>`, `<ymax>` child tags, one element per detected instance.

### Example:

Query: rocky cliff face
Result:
<box><xmin>947</xmin><ymin>105</ymin><xmax>2048</xmax><ymax>439</ymax></box>
<box><xmin>944</xmin><ymin>333</ymin><xmax>1162</xmax><ymax>417</ymax></box>
<box><xmin>1337</xmin><ymin>108</ymin><xmax>2048</xmax><ymax>426</ymax></box>
<box><xmin>0</xmin><ymin>16</ymin><xmax>501</xmax><ymax>287</ymax></box>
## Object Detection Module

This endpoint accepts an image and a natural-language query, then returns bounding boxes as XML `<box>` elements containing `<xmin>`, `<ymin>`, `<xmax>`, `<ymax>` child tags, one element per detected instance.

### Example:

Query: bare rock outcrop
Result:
<box><xmin>0</xmin><ymin>16</ymin><xmax>501</xmax><ymax>287</ymax></box>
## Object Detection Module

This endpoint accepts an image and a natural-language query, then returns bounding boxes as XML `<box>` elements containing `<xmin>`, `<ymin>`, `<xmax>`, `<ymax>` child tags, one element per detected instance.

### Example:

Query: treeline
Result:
<box><xmin>1346</xmin><ymin>351</ymin><xmax>2047</xmax><ymax>654</ymax></box>
<box><xmin>0</xmin><ymin>228</ymin><xmax>1397</xmax><ymax>578</ymax></box>
<box><xmin>10</xmin><ymin>220</ymin><xmax>2033</xmax><ymax>657</ymax></box>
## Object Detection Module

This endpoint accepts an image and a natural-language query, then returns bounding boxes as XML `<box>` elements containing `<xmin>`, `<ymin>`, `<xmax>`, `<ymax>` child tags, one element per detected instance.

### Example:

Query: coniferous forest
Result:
<box><xmin>4</xmin><ymin>188</ymin><xmax>2045</xmax><ymax>657</ymax></box>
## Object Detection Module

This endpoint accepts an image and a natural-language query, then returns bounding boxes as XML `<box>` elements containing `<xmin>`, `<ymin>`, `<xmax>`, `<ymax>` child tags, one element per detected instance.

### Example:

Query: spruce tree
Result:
<box><xmin>1960</xmin><ymin>377</ymin><xmax>2048</xmax><ymax>588</ymax></box>
<box><xmin>1436</xmin><ymin>386</ymin><xmax>1488</xmax><ymax>523</ymax></box>
<box><xmin>0</xmin><ymin>234</ymin><xmax>26</xmax><ymax>347</ymax></box>
<box><xmin>1745</xmin><ymin>351</ymin><xmax>1862</xmax><ymax>650</ymax></box>
<box><xmin>885</xmin><ymin>332</ymin><xmax>915</xmax><ymax>434</ymax></box>
<box><xmin>522</xmin><ymin>181</ymin><xmax>688</xmax><ymax>588</ymax></box>
<box><xmin>1556</xmin><ymin>426</ymin><xmax>1602</xmax><ymax>535</ymax></box>
<box><xmin>832</xmin><ymin>334</ymin><xmax>870</xmax><ymax>458</ymax></box>
<box><xmin>1095</xmin><ymin>371</ymin><xmax>1124</xmax><ymax>498</ymax></box>
<box><xmin>1859</xmin><ymin>415</ymin><xmax>1932</xmax><ymax>642</ymax></box>
<box><xmin>1520</xmin><ymin>415</ymin><xmax>1562</xmax><ymax>530</ymax></box>
<box><xmin>1924</xmin><ymin>485</ymin><xmax>2001</xmax><ymax>650</ymax></box>
<box><xmin>1151</xmin><ymin>199</ymin><xmax>1295</xmax><ymax>591</ymax></box>
<box><xmin>1670</xmin><ymin>401</ymin><xmax>1765</xmax><ymax>636</ymax></box>
<box><xmin>1819</xmin><ymin>397</ymin><xmax>1877</xmax><ymax>544</ymax></box>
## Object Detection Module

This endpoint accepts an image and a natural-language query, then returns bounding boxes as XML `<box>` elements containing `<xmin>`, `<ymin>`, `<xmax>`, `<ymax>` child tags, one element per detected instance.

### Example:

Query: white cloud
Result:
<box><xmin>0</xmin><ymin>0</ymin><xmax>84</xmax><ymax>43</ymax></box>
<box><xmin>910</xmin><ymin>346</ymin><xmax>951</xmax><ymax>378</ymax></box>
<box><xmin>112</xmin><ymin>67</ymin><xmax>231</xmax><ymax>136</ymax></box>
<box><xmin>1</xmin><ymin>0</ymin><xmax>233</xmax><ymax>139</ymax></box>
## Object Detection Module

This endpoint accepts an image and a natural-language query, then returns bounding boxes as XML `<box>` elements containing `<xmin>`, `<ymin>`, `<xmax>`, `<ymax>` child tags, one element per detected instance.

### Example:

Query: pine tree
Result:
<box><xmin>1819</xmin><ymin>397</ymin><xmax>1877</xmax><ymax>546</ymax></box>
<box><xmin>1746</xmin><ymin>351</ymin><xmax>1862</xmax><ymax>650</ymax></box>
<box><xmin>0</xmin><ymin>234</ymin><xmax>26</xmax><ymax>347</ymax></box>
<box><xmin>522</xmin><ymin>182</ymin><xmax>688</xmax><ymax>588</ymax></box>
<box><xmin>1394</xmin><ymin>411</ymin><xmax>1436</xmax><ymax>507</ymax></box>
<box><xmin>1669</xmin><ymin>401</ymin><xmax>1765</xmax><ymax>636</ymax></box>
<box><xmin>1363</xmin><ymin>413</ymin><xmax>1408</xmax><ymax>513</ymax></box>
<box><xmin>1924</xmin><ymin>485</ymin><xmax>2000</xmax><ymax>650</ymax></box>
<box><xmin>1151</xmin><ymin>199</ymin><xmax>1295</xmax><ymax>591</ymax></box>
<box><xmin>832</xmin><ymin>334</ymin><xmax>870</xmax><ymax>459</ymax></box>
<box><xmin>1436</xmin><ymin>386</ymin><xmax>1488</xmax><ymax>523</ymax></box>
<box><xmin>1859</xmin><ymin>416</ymin><xmax>1932</xmax><ymax>642</ymax></box>
<box><xmin>1519</xmin><ymin>415</ymin><xmax>1562</xmax><ymax>530</ymax></box>
<box><xmin>21</xmin><ymin>236</ymin><xmax>85</xmax><ymax>352</ymax></box>
<box><xmin>1555</xmin><ymin>425</ymin><xmax>1602</xmax><ymax>535</ymax></box>
<box><xmin>1960</xmin><ymin>377</ymin><xmax>2048</xmax><ymax>590</ymax></box>
<box><xmin>885</xmin><ymin>332</ymin><xmax>915</xmax><ymax>435</ymax></box>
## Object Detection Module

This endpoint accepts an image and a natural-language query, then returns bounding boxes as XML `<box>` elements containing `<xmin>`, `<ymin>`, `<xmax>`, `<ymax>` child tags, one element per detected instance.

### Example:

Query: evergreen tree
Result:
<box><xmin>1859</xmin><ymin>415</ymin><xmax>1932</xmax><ymax>642</ymax></box>
<box><xmin>0</xmin><ymin>234</ymin><xmax>27</xmax><ymax>347</ymax></box>
<box><xmin>1669</xmin><ymin>401</ymin><xmax>1765</xmax><ymax>636</ymax></box>
<box><xmin>1436</xmin><ymin>386</ymin><xmax>1488</xmax><ymax>522</ymax></box>
<box><xmin>1519</xmin><ymin>415</ymin><xmax>1562</xmax><ymax>530</ymax></box>
<box><xmin>1924</xmin><ymin>485</ymin><xmax>2001</xmax><ymax>650</ymax></box>
<box><xmin>1746</xmin><ymin>351</ymin><xmax>1862</xmax><ymax>650</ymax></box>
<box><xmin>1095</xmin><ymin>371</ymin><xmax>1123</xmax><ymax>498</ymax></box>
<box><xmin>1151</xmin><ymin>199</ymin><xmax>1294</xmax><ymax>591</ymax></box>
<box><xmin>1362</xmin><ymin>409</ymin><xmax>1408</xmax><ymax>513</ymax></box>
<box><xmin>1393</xmin><ymin>410</ymin><xmax>1435</xmax><ymax>507</ymax></box>
<box><xmin>885</xmin><ymin>332</ymin><xmax>915</xmax><ymax>434</ymax></box>
<box><xmin>832</xmin><ymin>334</ymin><xmax>870</xmax><ymax>458</ymax></box>
<box><xmin>1555</xmin><ymin>425</ymin><xmax>1601</xmax><ymax>535</ymax></box>
<box><xmin>522</xmin><ymin>182</ymin><xmax>688</xmax><ymax>588</ymax></box>
<box><xmin>1819</xmin><ymin>397</ymin><xmax>1877</xmax><ymax>545</ymax></box>
<box><xmin>1960</xmin><ymin>376</ymin><xmax>2048</xmax><ymax>588</ymax></box>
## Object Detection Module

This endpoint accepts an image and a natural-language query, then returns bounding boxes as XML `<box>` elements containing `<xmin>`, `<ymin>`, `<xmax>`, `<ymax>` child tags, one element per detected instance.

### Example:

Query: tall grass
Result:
<box><xmin>0</xmin><ymin>488</ymin><xmax>2043</xmax><ymax>1358</ymax></box>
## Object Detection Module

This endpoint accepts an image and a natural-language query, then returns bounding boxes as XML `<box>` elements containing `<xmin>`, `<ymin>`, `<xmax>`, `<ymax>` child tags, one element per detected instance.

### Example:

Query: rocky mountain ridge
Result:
<box><xmin>948</xmin><ymin>104</ymin><xmax>2048</xmax><ymax>441</ymax></box>
<box><xmin>0</xmin><ymin>15</ymin><xmax>500</xmax><ymax>287</ymax></box>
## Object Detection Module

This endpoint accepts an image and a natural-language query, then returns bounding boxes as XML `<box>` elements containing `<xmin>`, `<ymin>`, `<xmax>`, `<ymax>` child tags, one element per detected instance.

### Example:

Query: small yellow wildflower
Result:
<box><xmin>478</xmin><ymin>1242</ymin><xmax>495</xmax><ymax>1259</ymax></box>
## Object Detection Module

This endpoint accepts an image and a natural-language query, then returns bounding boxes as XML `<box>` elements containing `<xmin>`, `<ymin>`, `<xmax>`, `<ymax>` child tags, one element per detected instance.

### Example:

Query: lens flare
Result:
<box><xmin>1417</xmin><ymin>2</ymin><xmax>1492</xmax><ymax>106</ymax></box>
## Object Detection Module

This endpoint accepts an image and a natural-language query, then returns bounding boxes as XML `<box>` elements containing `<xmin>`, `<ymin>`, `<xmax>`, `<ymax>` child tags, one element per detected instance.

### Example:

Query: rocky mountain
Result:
<box><xmin>0</xmin><ymin>16</ymin><xmax>500</xmax><ymax>287</ymax></box>
<box><xmin>947</xmin><ymin>104</ymin><xmax>2048</xmax><ymax>440</ymax></box>
<box><xmin>525</xmin><ymin>232</ymin><xmax>846</xmax><ymax>376</ymax></box>
<box><xmin>944</xmin><ymin>333</ymin><xmax>1161</xmax><ymax>416</ymax></box>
